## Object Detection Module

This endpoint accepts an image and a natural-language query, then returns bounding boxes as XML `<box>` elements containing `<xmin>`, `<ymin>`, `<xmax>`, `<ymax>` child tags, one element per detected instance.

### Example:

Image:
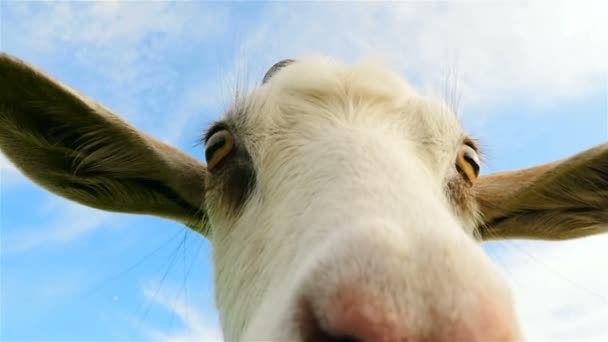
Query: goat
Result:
<box><xmin>1</xmin><ymin>53</ymin><xmax>606</xmax><ymax>341</ymax></box>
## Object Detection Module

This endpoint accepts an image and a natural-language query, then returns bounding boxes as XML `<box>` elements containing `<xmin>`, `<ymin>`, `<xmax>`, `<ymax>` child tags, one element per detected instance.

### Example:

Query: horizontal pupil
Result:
<box><xmin>205</xmin><ymin>137</ymin><xmax>226</xmax><ymax>162</ymax></box>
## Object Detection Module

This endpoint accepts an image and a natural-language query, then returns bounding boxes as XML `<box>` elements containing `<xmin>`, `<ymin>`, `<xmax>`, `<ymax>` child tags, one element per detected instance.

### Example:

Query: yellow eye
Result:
<box><xmin>205</xmin><ymin>129</ymin><xmax>234</xmax><ymax>172</ymax></box>
<box><xmin>456</xmin><ymin>144</ymin><xmax>480</xmax><ymax>183</ymax></box>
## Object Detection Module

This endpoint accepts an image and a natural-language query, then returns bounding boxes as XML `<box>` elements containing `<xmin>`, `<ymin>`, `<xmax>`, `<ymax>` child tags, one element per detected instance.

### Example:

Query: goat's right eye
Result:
<box><xmin>205</xmin><ymin>129</ymin><xmax>234</xmax><ymax>172</ymax></box>
<box><xmin>456</xmin><ymin>144</ymin><xmax>481</xmax><ymax>183</ymax></box>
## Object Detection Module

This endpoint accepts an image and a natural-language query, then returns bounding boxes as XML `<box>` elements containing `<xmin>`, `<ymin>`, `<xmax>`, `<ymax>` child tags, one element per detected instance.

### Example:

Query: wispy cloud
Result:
<box><xmin>3</xmin><ymin>2</ymin><xmax>229</xmax><ymax>131</ymax></box>
<box><xmin>140</xmin><ymin>284</ymin><xmax>223</xmax><ymax>342</ymax></box>
<box><xmin>490</xmin><ymin>235</ymin><xmax>608</xmax><ymax>341</ymax></box>
<box><xmin>232</xmin><ymin>1</ymin><xmax>607</xmax><ymax>111</ymax></box>
<box><xmin>5</xmin><ymin>1</ymin><xmax>605</xmax><ymax>139</ymax></box>
<box><xmin>154</xmin><ymin>1</ymin><xmax>608</xmax><ymax>145</ymax></box>
<box><xmin>1</xmin><ymin>199</ymin><xmax>114</xmax><ymax>254</ymax></box>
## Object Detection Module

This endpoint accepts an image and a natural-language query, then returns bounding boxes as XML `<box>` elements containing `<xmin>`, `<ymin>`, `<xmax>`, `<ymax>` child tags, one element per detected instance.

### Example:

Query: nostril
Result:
<box><xmin>296</xmin><ymin>297</ymin><xmax>363</xmax><ymax>342</ymax></box>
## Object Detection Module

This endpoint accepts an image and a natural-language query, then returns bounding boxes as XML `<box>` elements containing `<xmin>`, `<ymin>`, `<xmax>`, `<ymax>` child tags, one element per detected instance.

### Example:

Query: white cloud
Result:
<box><xmin>3</xmin><ymin>2</ymin><xmax>229</xmax><ymax>129</ymax></box>
<box><xmin>7</xmin><ymin>1</ymin><xmax>604</xmax><ymax>147</ymax></box>
<box><xmin>141</xmin><ymin>285</ymin><xmax>223</xmax><ymax>342</ymax></box>
<box><xmin>152</xmin><ymin>0</ymin><xmax>608</xmax><ymax>144</ymax></box>
<box><xmin>6</xmin><ymin>2</ymin><xmax>226</xmax><ymax>67</ymax></box>
<box><xmin>489</xmin><ymin>235</ymin><xmax>608</xmax><ymax>341</ymax></box>
<box><xmin>1</xmin><ymin>199</ymin><xmax>114</xmax><ymax>254</ymax></box>
<box><xmin>231</xmin><ymin>1</ymin><xmax>607</xmax><ymax>111</ymax></box>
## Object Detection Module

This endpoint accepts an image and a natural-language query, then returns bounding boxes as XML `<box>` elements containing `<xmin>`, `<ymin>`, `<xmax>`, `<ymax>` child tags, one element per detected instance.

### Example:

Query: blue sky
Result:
<box><xmin>0</xmin><ymin>1</ymin><xmax>607</xmax><ymax>341</ymax></box>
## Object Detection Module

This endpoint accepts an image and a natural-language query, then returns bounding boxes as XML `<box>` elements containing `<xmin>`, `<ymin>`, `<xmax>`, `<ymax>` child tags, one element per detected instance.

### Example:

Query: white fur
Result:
<box><xmin>206</xmin><ymin>58</ymin><xmax>518</xmax><ymax>340</ymax></box>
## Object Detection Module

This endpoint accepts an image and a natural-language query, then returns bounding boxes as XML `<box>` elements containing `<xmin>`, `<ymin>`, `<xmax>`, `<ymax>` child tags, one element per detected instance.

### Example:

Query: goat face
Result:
<box><xmin>206</xmin><ymin>58</ymin><xmax>520</xmax><ymax>341</ymax></box>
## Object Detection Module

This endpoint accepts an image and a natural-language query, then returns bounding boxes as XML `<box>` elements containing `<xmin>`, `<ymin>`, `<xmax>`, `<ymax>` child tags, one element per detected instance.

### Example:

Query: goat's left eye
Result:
<box><xmin>456</xmin><ymin>144</ymin><xmax>480</xmax><ymax>183</ymax></box>
<box><xmin>205</xmin><ymin>129</ymin><xmax>234</xmax><ymax>172</ymax></box>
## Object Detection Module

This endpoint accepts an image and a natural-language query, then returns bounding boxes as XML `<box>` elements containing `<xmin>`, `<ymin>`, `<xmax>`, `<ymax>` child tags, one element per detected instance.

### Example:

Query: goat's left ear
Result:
<box><xmin>0</xmin><ymin>53</ymin><xmax>208</xmax><ymax>230</ymax></box>
<box><xmin>474</xmin><ymin>144</ymin><xmax>608</xmax><ymax>240</ymax></box>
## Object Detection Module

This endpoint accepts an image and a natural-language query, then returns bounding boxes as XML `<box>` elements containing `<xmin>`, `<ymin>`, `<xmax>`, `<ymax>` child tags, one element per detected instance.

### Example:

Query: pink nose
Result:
<box><xmin>297</xmin><ymin>288</ymin><xmax>519</xmax><ymax>342</ymax></box>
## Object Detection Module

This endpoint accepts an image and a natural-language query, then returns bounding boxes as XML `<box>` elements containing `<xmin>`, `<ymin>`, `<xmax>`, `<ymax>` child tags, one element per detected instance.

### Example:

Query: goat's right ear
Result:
<box><xmin>474</xmin><ymin>144</ymin><xmax>607</xmax><ymax>241</ymax></box>
<box><xmin>0</xmin><ymin>53</ymin><xmax>207</xmax><ymax>230</ymax></box>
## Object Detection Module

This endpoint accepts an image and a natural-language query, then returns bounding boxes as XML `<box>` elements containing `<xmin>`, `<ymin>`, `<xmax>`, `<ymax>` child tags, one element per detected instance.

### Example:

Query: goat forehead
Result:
<box><xmin>230</xmin><ymin>58</ymin><xmax>465</xmax><ymax>167</ymax></box>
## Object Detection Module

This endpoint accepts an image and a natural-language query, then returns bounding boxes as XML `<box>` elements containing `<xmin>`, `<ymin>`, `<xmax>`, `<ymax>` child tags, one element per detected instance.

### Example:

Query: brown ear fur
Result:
<box><xmin>475</xmin><ymin>144</ymin><xmax>608</xmax><ymax>240</ymax></box>
<box><xmin>0</xmin><ymin>53</ymin><xmax>207</xmax><ymax>229</ymax></box>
